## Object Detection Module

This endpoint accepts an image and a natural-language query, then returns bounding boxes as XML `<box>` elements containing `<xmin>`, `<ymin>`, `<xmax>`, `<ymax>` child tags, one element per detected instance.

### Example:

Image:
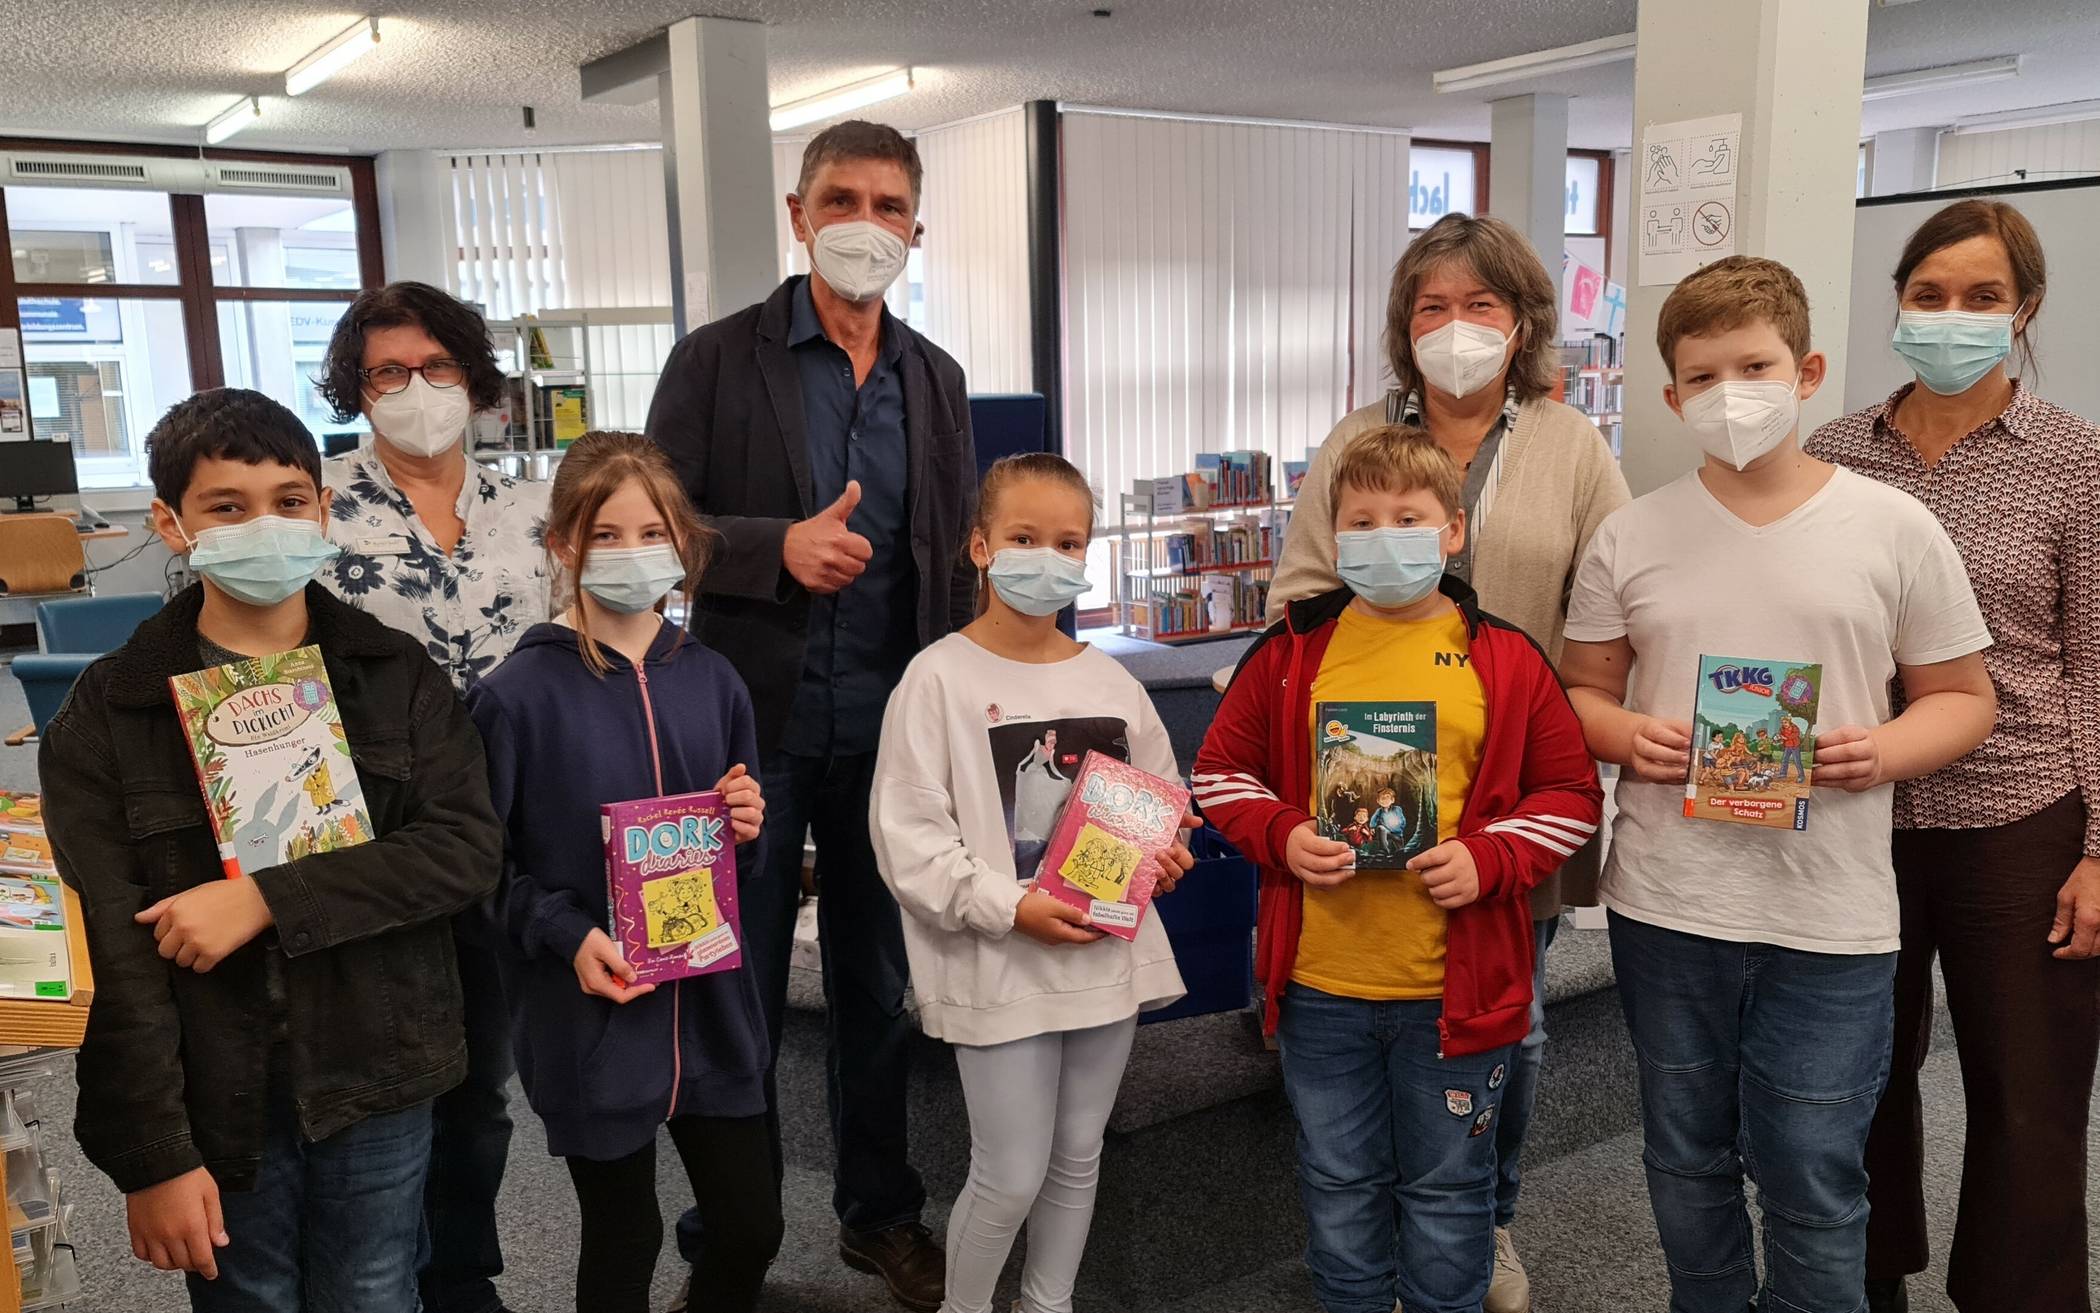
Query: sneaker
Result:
<box><xmin>839</xmin><ymin>1221</ymin><xmax>945</xmax><ymax>1313</ymax></box>
<box><xmin>1484</xmin><ymin>1226</ymin><xmax>1532</xmax><ymax>1313</ymax></box>
<box><xmin>1866</xmin><ymin>1277</ymin><xmax>1909</xmax><ymax>1313</ymax></box>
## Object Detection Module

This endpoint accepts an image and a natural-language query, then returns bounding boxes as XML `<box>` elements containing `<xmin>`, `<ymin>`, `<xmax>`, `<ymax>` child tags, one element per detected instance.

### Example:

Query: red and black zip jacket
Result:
<box><xmin>1192</xmin><ymin>579</ymin><xmax>1603</xmax><ymax>1056</ymax></box>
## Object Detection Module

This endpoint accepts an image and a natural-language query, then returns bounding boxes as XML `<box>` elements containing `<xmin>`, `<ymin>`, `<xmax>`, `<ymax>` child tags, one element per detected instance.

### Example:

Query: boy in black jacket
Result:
<box><xmin>38</xmin><ymin>389</ymin><xmax>501</xmax><ymax>1311</ymax></box>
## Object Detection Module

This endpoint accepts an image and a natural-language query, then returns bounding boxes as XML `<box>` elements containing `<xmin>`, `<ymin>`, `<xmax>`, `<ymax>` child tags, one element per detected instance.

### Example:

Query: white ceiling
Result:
<box><xmin>0</xmin><ymin>0</ymin><xmax>2095</xmax><ymax>156</ymax></box>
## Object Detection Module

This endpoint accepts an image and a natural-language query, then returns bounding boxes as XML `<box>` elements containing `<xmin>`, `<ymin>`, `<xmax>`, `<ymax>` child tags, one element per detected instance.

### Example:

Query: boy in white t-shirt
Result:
<box><xmin>1560</xmin><ymin>256</ymin><xmax>1998</xmax><ymax>1313</ymax></box>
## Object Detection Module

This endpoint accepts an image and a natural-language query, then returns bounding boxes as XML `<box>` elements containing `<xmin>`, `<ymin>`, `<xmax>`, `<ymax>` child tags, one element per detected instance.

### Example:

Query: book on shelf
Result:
<box><xmin>1313</xmin><ymin>702</ymin><xmax>1439</xmax><ymax>869</ymax></box>
<box><xmin>1132</xmin><ymin>476</ymin><xmax>1186</xmax><ymax>515</ymax></box>
<box><xmin>1283</xmin><ymin>460</ymin><xmax>1308</xmax><ymax>499</ymax></box>
<box><xmin>1685</xmin><ymin>656</ymin><xmax>1822</xmax><ymax>831</ymax></box>
<box><xmin>169</xmin><ymin>646</ymin><xmax>376</xmax><ymax>880</ymax></box>
<box><xmin>601</xmin><ymin>791</ymin><xmax>743</xmax><ymax>986</ymax></box>
<box><xmin>0</xmin><ymin>829</ymin><xmax>49</xmax><ymax>881</ymax></box>
<box><xmin>1031</xmin><ymin>753</ymin><xmax>1191</xmax><ymax>940</ymax></box>
<box><xmin>0</xmin><ymin>797</ymin><xmax>95</xmax><ymax>1046</ymax></box>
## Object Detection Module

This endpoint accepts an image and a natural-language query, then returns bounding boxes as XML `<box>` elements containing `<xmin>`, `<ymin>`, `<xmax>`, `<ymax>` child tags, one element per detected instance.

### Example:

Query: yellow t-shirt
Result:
<box><xmin>1292</xmin><ymin>602</ymin><xmax>1486</xmax><ymax>999</ymax></box>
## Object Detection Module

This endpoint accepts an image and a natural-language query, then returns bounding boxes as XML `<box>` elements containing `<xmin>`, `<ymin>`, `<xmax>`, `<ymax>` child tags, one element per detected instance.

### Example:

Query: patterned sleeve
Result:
<box><xmin>2063</xmin><ymin>448</ymin><xmax>2100</xmax><ymax>856</ymax></box>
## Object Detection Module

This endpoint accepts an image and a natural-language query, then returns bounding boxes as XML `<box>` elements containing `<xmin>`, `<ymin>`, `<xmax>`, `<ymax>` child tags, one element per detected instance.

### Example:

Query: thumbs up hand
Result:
<box><xmin>784</xmin><ymin>479</ymin><xmax>876</xmax><ymax>594</ymax></box>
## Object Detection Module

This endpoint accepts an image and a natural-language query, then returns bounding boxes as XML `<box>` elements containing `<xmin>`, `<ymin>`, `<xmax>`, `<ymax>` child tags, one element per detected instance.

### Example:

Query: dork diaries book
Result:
<box><xmin>1031</xmin><ymin>753</ymin><xmax>1190</xmax><ymax>941</ymax></box>
<box><xmin>169</xmin><ymin>646</ymin><xmax>374</xmax><ymax>879</ymax></box>
<box><xmin>1685</xmin><ymin>656</ymin><xmax>1822</xmax><ymax>831</ymax></box>
<box><xmin>601</xmin><ymin>790</ymin><xmax>742</xmax><ymax>985</ymax></box>
<box><xmin>1313</xmin><ymin>702</ymin><xmax>1439</xmax><ymax>868</ymax></box>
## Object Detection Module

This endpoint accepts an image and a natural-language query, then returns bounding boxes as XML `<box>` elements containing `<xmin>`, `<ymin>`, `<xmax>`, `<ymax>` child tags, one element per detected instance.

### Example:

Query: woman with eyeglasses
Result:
<box><xmin>314</xmin><ymin>279</ymin><xmax>549</xmax><ymax>1313</ymax></box>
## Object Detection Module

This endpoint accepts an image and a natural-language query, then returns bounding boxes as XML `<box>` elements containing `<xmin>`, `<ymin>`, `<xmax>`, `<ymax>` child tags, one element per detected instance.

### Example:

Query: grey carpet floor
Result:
<box><xmin>4</xmin><ymin>662</ymin><xmax>2095</xmax><ymax>1312</ymax></box>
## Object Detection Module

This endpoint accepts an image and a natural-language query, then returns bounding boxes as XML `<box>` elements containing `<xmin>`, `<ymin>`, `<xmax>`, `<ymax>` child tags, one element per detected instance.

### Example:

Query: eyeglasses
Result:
<box><xmin>359</xmin><ymin>361</ymin><xmax>465</xmax><ymax>394</ymax></box>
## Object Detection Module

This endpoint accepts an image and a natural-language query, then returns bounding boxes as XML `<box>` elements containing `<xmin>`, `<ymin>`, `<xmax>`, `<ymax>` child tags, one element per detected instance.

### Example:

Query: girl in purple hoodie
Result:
<box><xmin>468</xmin><ymin>432</ymin><xmax>778</xmax><ymax>1313</ymax></box>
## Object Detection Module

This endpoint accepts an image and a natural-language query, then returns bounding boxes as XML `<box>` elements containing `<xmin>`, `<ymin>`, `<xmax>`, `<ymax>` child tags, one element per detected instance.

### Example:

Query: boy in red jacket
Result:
<box><xmin>1195</xmin><ymin>425</ymin><xmax>1601</xmax><ymax>1313</ymax></box>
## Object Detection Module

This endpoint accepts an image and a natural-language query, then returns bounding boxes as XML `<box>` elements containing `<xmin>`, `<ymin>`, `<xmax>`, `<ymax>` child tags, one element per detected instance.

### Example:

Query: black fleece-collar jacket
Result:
<box><xmin>38</xmin><ymin>584</ymin><xmax>501</xmax><ymax>1193</ymax></box>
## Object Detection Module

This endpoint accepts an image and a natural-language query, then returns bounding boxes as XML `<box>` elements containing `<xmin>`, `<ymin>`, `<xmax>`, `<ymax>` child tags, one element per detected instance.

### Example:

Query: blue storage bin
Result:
<box><xmin>1141</xmin><ymin>824</ymin><xmax>1258</xmax><ymax>1025</ymax></box>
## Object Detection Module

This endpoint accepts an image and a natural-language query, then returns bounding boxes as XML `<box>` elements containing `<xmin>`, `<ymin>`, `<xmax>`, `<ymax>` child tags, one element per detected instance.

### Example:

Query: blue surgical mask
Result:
<box><xmin>581</xmin><ymin>545</ymin><xmax>686</xmax><ymax>614</ymax></box>
<box><xmin>1891</xmin><ymin>309</ymin><xmax>2016</xmax><ymax>396</ymax></box>
<box><xmin>179</xmin><ymin>514</ymin><xmax>340</xmax><ymax>608</ymax></box>
<box><xmin>1336</xmin><ymin>526</ymin><xmax>1447</xmax><ymax>609</ymax></box>
<box><xmin>986</xmin><ymin>547</ymin><xmax>1090</xmax><ymax>617</ymax></box>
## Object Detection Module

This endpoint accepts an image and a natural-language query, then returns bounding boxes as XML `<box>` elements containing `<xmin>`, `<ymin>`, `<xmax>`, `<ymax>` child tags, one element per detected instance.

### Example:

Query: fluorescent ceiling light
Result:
<box><xmin>1861</xmin><ymin>55</ymin><xmax>2018</xmax><ymax>102</ymax></box>
<box><xmin>205</xmin><ymin>96</ymin><xmax>263</xmax><ymax>144</ymax></box>
<box><xmin>1951</xmin><ymin>96</ymin><xmax>2100</xmax><ymax>135</ymax></box>
<box><xmin>770</xmin><ymin>68</ymin><xmax>914</xmax><ymax>132</ymax></box>
<box><xmin>1433</xmin><ymin>33</ymin><xmax>1636</xmax><ymax>95</ymax></box>
<box><xmin>285</xmin><ymin>17</ymin><xmax>380</xmax><ymax>96</ymax></box>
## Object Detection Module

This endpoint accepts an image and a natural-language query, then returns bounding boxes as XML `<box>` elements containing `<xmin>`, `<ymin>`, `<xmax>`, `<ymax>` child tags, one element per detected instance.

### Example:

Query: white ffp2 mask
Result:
<box><xmin>368</xmin><ymin>374</ymin><xmax>472</xmax><ymax>460</ymax></box>
<box><xmin>806</xmin><ymin>219</ymin><xmax>909</xmax><ymax>304</ymax></box>
<box><xmin>1679</xmin><ymin>380</ymin><xmax>1799</xmax><ymax>470</ymax></box>
<box><xmin>1412</xmin><ymin>320</ymin><xmax>1513</xmax><ymax>400</ymax></box>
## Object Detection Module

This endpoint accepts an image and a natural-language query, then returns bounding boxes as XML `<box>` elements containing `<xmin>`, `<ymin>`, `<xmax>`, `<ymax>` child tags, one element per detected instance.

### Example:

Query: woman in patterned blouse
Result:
<box><xmin>1806</xmin><ymin>200</ymin><xmax>2099</xmax><ymax>1313</ymax></box>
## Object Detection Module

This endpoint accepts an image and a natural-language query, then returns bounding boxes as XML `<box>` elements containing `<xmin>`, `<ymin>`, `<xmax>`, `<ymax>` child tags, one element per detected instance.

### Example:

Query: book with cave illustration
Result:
<box><xmin>170</xmin><ymin>646</ymin><xmax>374</xmax><ymax>879</ymax></box>
<box><xmin>1313</xmin><ymin>702</ymin><xmax>1439</xmax><ymax>868</ymax></box>
<box><xmin>1031</xmin><ymin>752</ymin><xmax>1190</xmax><ymax>942</ymax></box>
<box><xmin>1685</xmin><ymin>656</ymin><xmax>1821</xmax><ymax>831</ymax></box>
<box><xmin>602</xmin><ymin>790</ymin><xmax>742</xmax><ymax>985</ymax></box>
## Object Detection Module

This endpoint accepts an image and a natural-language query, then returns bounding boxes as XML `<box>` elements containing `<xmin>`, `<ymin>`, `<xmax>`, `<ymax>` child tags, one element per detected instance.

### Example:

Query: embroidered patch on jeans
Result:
<box><xmin>1470</xmin><ymin>1107</ymin><xmax>1495</xmax><ymax>1137</ymax></box>
<box><xmin>1445</xmin><ymin>1089</ymin><xmax>1473</xmax><ymax>1118</ymax></box>
<box><xmin>1489</xmin><ymin>1063</ymin><xmax>1507</xmax><ymax>1091</ymax></box>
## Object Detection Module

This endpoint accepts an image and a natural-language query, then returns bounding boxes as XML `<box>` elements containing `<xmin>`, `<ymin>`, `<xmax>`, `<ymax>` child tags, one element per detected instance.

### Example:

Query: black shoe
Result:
<box><xmin>839</xmin><ymin>1222</ymin><xmax>945</xmax><ymax>1313</ymax></box>
<box><xmin>1867</xmin><ymin>1277</ymin><xmax>1909</xmax><ymax>1313</ymax></box>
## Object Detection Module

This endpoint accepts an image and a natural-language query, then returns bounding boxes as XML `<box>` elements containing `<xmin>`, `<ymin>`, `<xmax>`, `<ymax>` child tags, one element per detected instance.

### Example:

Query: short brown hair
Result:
<box><xmin>545</xmin><ymin>431</ymin><xmax>713</xmax><ymax>675</ymax></box>
<box><xmin>1330</xmin><ymin>424</ymin><xmax>1464</xmax><ymax>518</ymax></box>
<box><xmin>798</xmin><ymin>121</ymin><xmax>923</xmax><ymax>211</ymax></box>
<box><xmin>1656</xmin><ymin>256</ymin><xmax>1812</xmax><ymax>376</ymax></box>
<box><xmin>1383</xmin><ymin>214</ymin><xmax>1561</xmax><ymax>402</ymax></box>
<box><xmin>1894</xmin><ymin>199</ymin><xmax>2046</xmax><ymax>374</ymax></box>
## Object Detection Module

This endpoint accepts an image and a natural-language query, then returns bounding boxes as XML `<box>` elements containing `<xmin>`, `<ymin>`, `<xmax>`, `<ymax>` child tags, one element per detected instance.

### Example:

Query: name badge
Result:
<box><xmin>356</xmin><ymin>534</ymin><xmax>414</xmax><ymax>557</ymax></box>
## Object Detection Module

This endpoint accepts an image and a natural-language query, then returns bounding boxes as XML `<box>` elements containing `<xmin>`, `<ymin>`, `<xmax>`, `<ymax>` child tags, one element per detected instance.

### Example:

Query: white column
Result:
<box><xmin>374</xmin><ymin>149</ymin><xmax>450</xmax><ymax>287</ymax></box>
<box><xmin>1868</xmin><ymin>126</ymin><xmax>1939</xmax><ymax>196</ymax></box>
<box><xmin>1489</xmin><ymin>94</ymin><xmax>1571</xmax><ymax>300</ymax></box>
<box><xmin>1619</xmin><ymin>0</ymin><xmax>1870</xmax><ymax>496</ymax></box>
<box><xmin>234</xmin><ymin>228</ymin><xmax>296</xmax><ymax>400</ymax></box>
<box><xmin>658</xmin><ymin>16</ymin><xmax>777</xmax><ymax>335</ymax></box>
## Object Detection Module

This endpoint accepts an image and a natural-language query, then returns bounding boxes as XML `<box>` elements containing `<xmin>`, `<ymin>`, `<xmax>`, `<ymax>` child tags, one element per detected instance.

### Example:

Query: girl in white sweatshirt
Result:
<box><xmin>870</xmin><ymin>454</ymin><xmax>1196</xmax><ymax>1313</ymax></box>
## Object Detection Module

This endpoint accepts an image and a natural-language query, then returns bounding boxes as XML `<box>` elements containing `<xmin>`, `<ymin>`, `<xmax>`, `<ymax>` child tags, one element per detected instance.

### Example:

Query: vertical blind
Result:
<box><xmin>1061</xmin><ymin>111</ymin><xmax>1412</xmax><ymax>508</ymax></box>
<box><xmin>1937</xmin><ymin>119</ymin><xmax>2100</xmax><ymax>189</ymax></box>
<box><xmin>441</xmin><ymin>152</ymin><xmax>565</xmax><ymax>319</ymax></box>
<box><xmin>913</xmin><ymin>109</ymin><xmax>1033</xmax><ymax>392</ymax></box>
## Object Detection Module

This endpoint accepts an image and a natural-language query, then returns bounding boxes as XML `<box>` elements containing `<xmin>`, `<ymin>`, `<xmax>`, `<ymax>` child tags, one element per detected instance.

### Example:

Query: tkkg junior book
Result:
<box><xmin>1685</xmin><ymin>657</ymin><xmax>1822</xmax><ymax>831</ymax></box>
<box><xmin>601</xmin><ymin>791</ymin><xmax>743</xmax><ymax>985</ymax></box>
<box><xmin>1313</xmin><ymin>702</ymin><xmax>1439</xmax><ymax>868</ymax></box>
<box><xmin>1032</xmin><ymin>753</ymin><xmax>1191</xmax><ymax>941</ymax></box>
<box><xmin>170</xmin><ymin>646</ymin><xmax>374</xmax><ymax>878</ymax></box>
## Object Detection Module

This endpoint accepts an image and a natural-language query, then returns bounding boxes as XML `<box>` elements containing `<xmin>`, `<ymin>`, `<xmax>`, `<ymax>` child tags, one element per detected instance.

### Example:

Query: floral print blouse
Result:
<box><xmin>320</xmin><ymin>441</ymin><xmax>552</xmax><ymax>692</ymax></box>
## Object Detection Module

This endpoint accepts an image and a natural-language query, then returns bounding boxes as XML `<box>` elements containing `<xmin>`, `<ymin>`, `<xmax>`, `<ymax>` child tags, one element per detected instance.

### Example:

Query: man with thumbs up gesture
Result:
<box><xmin>646</xmin><ymin>120</ymin><xmax>975</xmax><ymax>1311</ymax></box>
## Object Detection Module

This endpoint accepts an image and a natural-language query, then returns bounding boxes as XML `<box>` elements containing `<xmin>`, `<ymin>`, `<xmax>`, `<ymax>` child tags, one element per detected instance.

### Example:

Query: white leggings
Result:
<box><xmin>943</xmin><ymin>1014</ymin><xmax>1140</xmax><ymax>1313</ymax></box>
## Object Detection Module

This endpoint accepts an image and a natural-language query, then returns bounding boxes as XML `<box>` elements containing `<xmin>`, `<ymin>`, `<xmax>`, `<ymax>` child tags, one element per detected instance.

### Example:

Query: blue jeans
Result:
<box><xmin>679</xmin><ymin>749</ymin><xmax>924</xmax><ymax>1264</ymax></box>
<box><xmin>418</xmin><ymin>929</ymin><xmax>515</xmax><ymax>1313</ymax></box>
<box><xmin>1609</xmin><ymin>911</ymin><xmax>1897</xmax><ymax>1313</ymax></box>
<box><xmin>1278</xmin><ymin>983</ymin><xmax>1516</xmax><ymax>1313</ymax></box>
<box><xmin>1494</xmin><ymin>913</ymin><xmax>1558</xmax><ymax>1226</ymax></box>
<box><xmin>1782</xmin><ymin>747</ymin><xmax>1806</xmax><ymax>781</ymax></box>
<box><xmin>188</xmin><ymin>1097</ymin><xmax>434</xmax><ymax>1313</ymax></box>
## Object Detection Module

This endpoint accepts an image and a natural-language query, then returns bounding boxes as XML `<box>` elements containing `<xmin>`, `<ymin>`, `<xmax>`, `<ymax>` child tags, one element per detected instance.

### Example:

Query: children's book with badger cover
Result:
<box><xmin>169</xmin><ymin>646</ymin><xmax>374</xmax><ymax>878</ymax></box>
<box><xmin>1313</xmin><ymin>702</ymin><xmax>1439</xmax><ymax>868</ymax></box>
<box><xmin>601</xmin><ymin>791</ymin><xmax>742</xmax><ymax>984</ymax></box>
<box><xmin>1685</xmin><ymin>656</ymin><xmax>1822</xmax><ymax>831</ymax></box>
<box><xmin>1031</xmin><ymin>753</ymin><xmax>1189</xmax><ymax>941</ymax></box>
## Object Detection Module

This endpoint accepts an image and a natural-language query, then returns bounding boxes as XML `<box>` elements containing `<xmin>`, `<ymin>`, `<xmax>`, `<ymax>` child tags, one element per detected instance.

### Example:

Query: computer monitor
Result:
<box><xmin>0</xmin><ymin>439</ymin><xmax>80</xmax><ymax>513</ymax></box>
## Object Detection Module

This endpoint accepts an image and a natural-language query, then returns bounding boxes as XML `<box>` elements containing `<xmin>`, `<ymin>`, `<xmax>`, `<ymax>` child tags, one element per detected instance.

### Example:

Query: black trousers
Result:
<box><xmin>566</xmin><ymin>1115</ymin><xmax>782</xmax><ymax>1313</ymax></box>
<box><xmin>1867</xmin><ymin>792</ymin><xmax>2099</xmax><ymax>1313</ymax></box>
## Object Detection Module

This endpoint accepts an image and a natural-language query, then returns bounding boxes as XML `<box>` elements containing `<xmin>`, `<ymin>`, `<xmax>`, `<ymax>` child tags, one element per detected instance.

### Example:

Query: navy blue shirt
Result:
<box><xmin>781</xmin><ymin>276</ymin><xmax>916</xmax><ymax>758</ymax></box>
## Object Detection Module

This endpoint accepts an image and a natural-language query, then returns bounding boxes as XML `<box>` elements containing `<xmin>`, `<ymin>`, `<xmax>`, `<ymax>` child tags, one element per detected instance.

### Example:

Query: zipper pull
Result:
<box><xmin>636</xmin><ymin>666</ymin><xmax>649</xmax><ymax>686</ymax></box>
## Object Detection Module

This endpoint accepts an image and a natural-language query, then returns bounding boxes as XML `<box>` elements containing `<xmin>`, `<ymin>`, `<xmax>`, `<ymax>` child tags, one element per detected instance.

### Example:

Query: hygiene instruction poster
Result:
<box><xmin>1637</xmin><ymin>113</ymin><xmax>1741</xmax><ymax>285</ymax></box>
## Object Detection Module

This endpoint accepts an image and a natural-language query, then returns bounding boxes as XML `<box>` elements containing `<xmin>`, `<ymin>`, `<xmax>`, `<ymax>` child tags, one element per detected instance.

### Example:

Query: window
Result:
<box><xmin>25</xmin><ymin>299</ymin><xmax>193</xmax><ymax>483</ymax></box>
<box><xmin>1565</xmin><ymin>155</ymin><xmax>1602</xmax><ymax>234</ymax></box>
<box><xmin>1410</xmin><ymin>144</ymin><xmax>1482</xmax><ymax>228</ymax></box>
<box><xmin>0</xmin><ymin>143</ymin><xmax>381</xmax><ymax>487</ymax></box>
<box><xmin>203</xmin><ymin>193</ymin><xmax>361</xmax><ymax>291</ymax></box>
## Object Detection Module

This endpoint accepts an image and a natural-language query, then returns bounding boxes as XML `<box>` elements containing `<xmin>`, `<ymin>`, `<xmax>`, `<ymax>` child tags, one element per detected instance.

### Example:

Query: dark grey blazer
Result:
<box><xmin>644</xmin><ymin>277</ymin><xmax>979</xmax><ymax>753</ymax></box>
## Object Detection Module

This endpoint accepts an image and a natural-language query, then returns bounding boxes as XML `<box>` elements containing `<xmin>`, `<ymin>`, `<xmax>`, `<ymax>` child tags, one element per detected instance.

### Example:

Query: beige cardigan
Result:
<box><xmin>1267</xmin><ymin>394</ymin><xmax>1631</xmax><ymax>910</ymax></box>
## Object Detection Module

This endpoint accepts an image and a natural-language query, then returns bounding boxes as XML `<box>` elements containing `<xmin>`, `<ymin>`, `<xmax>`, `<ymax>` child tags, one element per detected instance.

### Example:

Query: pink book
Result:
<box><xmin>600</xmin><ymin>791</ymin><xmax>742</xmax><ymax>985</ymax></box>
<box><xmin>1031</xmin><ymin>752</ymin><xmax>1190</xmax><ymax>942</ymax></box>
